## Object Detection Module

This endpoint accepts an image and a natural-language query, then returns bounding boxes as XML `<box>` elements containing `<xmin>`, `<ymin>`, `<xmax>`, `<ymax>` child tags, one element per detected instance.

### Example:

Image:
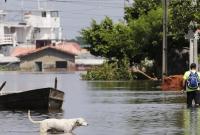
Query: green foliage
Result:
<box><xmin>82</xmin><ymin>62</ymin><xmax>116</xmax><ymax>80</ymax></box>
<box><xmin>0</xmin><ymin>66</ymin><xmax>19</xmax><ymax>71</ymax></box>
<box><xmin>169</xmin><ymin>0</ymin><xmax>200</xmax><ymax>35</ymax></box>
<box><xmin>129</xmin><ymin>8</ymin><xmax>163</xmax><ymax>61</ymax></box>
<box><xmin>81</xmin><ymin>17</ymin><xmax>114</xmax><ymax>58</ymax></box>
<box><xmin>115</xmin><ymin>58</ymin><xmax>132</xmax><ymax>80</ymax></box>
<box><xmin>80</xmin><ymin>0</ymin><xmax>200</xmax><ymax>79</ymax></box>
<box><xmin>124</xmin><ymin>0</ymin><xmax>161</xmax><ymax>21</ymax></box>
<box><xmin>82</xmin><ymin>58</ymin><xmax>132</xmax><ymax>80</ymax></box>
<box><xmin>81</xmin><ymin>17</ymin><xmax>136</xmax><ymax>61</ymax></box>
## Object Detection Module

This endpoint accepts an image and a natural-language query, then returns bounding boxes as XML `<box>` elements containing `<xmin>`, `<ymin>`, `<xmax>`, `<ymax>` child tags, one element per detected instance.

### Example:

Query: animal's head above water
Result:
<box><xmin>75</xmin><ymin>118</ymin><xmax>88</xmax><ymax>126</ymax></box>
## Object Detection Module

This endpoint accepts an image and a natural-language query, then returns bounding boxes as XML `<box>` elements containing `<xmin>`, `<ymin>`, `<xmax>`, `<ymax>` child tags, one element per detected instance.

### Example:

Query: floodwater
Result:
<box><xmin>0</xmin><ymin>72</ymin><xmax>198</xmax><ymax>135</ymax></box>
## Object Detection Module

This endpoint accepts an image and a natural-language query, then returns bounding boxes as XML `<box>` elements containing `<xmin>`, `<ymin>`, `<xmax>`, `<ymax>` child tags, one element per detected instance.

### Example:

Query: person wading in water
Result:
<box><xmin>183</xmin><ymin>63</ymin><xmax>200</xmax><ymax>107</ymax></box>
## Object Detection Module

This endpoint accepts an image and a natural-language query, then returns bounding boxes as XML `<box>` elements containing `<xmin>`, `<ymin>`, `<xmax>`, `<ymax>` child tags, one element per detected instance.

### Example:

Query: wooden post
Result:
<box><xmin>54</xmin><ymin>77</ymin><xmax>57</xmax><ymax>89</ymax></box>
<box><xmin>0</xmin><ymin>81</ymin><xmax>6</xmax><ymax>91</ymax></box>
<box><xmin>189</xmin><ymin>39</ymin><xmax>194</xmax><ymax>66</ymax></box>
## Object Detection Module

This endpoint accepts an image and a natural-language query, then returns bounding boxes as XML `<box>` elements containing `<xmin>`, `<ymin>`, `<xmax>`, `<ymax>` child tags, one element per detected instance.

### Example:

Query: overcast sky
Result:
<box><xmin>0</xmin><ymin>0</ymin><xmax>125</xmax><ymax>39</ymax></box>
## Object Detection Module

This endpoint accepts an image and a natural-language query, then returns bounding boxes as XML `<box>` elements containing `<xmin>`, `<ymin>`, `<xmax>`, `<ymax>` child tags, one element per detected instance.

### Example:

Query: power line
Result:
<box><xmin>8</xmin><ymin>0</ymin><xmax>124</xmax><ymax>8</ymax></box>
<box><xmin>51</xmin><ymin>0</ymin><xmax>124</xmax><ymax>8</ymax></box>
<box><xmin>62</xmin><ymin>12</ymin><xmax>123</xmax><ymax>18</ymax></box>
<box><xmin>17</xmin><ymin>0</ymin><xmax>123</xmax><ymax>5</ymax></box>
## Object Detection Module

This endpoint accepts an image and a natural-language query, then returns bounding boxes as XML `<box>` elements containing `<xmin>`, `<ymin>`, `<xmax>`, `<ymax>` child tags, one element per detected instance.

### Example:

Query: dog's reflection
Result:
<box><xmin>40</xmin><ymin>132</ymin><xmax>75</xmax><ymax>135</ymax></box>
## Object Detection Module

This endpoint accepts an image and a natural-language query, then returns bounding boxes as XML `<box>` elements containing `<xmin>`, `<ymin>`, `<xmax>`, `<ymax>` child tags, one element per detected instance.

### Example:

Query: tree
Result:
<box><xmin>124</xmin><ymin>0</ymin><xmax>161</xmax><ymax>21</ymax></box>
<box><xmin>167</xmin><ymin>0</ymin><xmax>200</xmax><ymax>74</ymax></box>
<box><xmin>81</xmin><ymin>17</ymin><xmax>113</xmax><ymax>58</ymax></box>
<box><xmin>169</xmin><ymin>0</ymin><xmax>200</xmax><ymax>36</ymax></box>
<box><xmin>128</xmin><ymin>7</ymin><xmax>163</xmax><ymax>74</ymax></box>
<box><xmin>81</xmin><ymin>17</ymin><xmax>136</xmax><ymax>61</ymax></box>
<box><xmin>80</xmin><ymin>0</ymin><xmax>200</xmax><ymax>78</ymax></box>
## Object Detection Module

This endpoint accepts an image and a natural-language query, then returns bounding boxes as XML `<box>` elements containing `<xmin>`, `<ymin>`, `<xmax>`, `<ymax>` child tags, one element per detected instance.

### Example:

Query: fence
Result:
<box><xmin>0</xmin><ymin>34</ymin><xmax>14</xmax><ymax>45</ymax></box>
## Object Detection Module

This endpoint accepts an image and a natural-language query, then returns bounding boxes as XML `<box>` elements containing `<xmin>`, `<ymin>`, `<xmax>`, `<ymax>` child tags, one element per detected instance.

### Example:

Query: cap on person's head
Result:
<box><xmin>190</xmin><ymin>63</ymin><xmax>196</xmax><ymax>69</ymax></box>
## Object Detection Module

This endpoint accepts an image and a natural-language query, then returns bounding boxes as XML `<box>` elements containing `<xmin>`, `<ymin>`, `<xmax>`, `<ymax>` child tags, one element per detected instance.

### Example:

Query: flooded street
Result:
<box><xmin>0</xmin><ymin>72</ymin><xmax>197</xmax><ymax>135</ymax></box>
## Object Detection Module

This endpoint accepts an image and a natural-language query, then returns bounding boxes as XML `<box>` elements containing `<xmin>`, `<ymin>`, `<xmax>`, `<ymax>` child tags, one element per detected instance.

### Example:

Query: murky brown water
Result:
<box><xmin>0</xmin><ymin>72</ymin><xmax>197</xmax><ymax>135</ymax></box>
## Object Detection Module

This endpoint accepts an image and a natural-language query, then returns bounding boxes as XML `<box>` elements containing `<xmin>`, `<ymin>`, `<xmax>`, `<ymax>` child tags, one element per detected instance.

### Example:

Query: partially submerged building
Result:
<box><xmin>0</xmin><ymin>6</ymin><xmax>104</xmax><ymax>72</ymax></box>
<box><xmin>0</xmin><ymin>7</ymin><xmax>74</xmax><ymax>72</ymax></box>
<box><xmin>11</xmin><ymin>42</ymin><xmax>81</xmax><ymax>72</ymax></box>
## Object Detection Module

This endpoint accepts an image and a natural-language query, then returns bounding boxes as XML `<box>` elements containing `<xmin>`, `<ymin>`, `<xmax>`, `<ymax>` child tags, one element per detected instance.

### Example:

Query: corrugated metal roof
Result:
<box><xmin>0</xmin><ymin>55</ymin><xmax>20</xmax><ymax>63</ymax></box>
<box><xmin>75</xmin><ymin>49</ymin><xmax>105</xmax><ymax>65</ymax></box>
<box><xmin>75</xmin><ymin>59</ymin><xmax>105</xmax><ymax>65</ymax></box>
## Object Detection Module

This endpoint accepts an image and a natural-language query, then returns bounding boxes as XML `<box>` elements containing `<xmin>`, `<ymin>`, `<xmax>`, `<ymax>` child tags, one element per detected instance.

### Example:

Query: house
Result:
<box><xmin>0</xmin><ymin>9</ymin><xmax>62</xmax><ymax>46</ymax></box>
<box><xmin>0</xmin><ymin>8</ymin><xmax>63</xmax><ymax>57</ymax></box>
<box><xmin>12</xmin><ymin>44</ymin><xmax>77</xmax><ymax>72</ymax></box>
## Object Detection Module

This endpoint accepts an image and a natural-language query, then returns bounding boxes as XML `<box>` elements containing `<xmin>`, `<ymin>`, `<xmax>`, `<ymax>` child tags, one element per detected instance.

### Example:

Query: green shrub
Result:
<box><xmin>82</xmin><ymin>58</ymin><xmax>133</xmax><ymax>80</ymax></box>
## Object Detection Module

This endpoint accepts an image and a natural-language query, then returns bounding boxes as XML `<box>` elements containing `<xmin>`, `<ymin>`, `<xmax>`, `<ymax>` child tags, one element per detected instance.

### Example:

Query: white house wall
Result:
<box><xmin>58</xmin><ymin>27</ymin><xmax>62</xmax><ymax>40</ymax></box>
<box><xmin>0</xmin><ymin>24</ymin><xmax>4</xmax><ymax>36</ymax></box>
<box><xmin>4</xmin><ymin>27</ymin><xmax>10</xmax><ymax>34</ymax></box>
<box><xmin>15</xmin><ymin>28</ymin><xmax>26</xmax><ymax>43</ymax></box>
<box><xmin>24</xmin><ymin>27</ymin><xmax>32</xmax><ymax>43</ymax></box>
<box><xmin>35</xmin><ymin>28</ymin><xmax>50</xmax><ymax>40</ymax></box>
<box><xmin>24</xmin><ymin>12</ymin><xmax>60</xmax><ymax>28</ymax></box>
<box><xmin>0</xmin><ymin>24</ymin><xmax>5</xmax><ymax>45</ymax></box>
<box><xmin>0</xmin><ymin>10</ymin><xmax>63</xmax><ymax>46</ymax></box>
<box><xmin>33</xmin><ymin>28</ymin><xmax>61</xmax><ymax>40</ymax></box>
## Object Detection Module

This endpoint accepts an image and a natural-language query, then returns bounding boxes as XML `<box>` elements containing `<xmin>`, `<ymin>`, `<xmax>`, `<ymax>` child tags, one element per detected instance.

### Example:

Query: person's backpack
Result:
<box><xmin>187</xmin><ymin>72</ymin><xmax>200</xmax><ymax>89</ymax></box>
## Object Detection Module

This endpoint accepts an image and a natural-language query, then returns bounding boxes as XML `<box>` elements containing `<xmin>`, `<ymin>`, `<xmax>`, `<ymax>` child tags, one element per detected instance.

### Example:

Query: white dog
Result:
<box><xmin>28</xmin><ymin>110</ymin><xmax>88</xmax><ymax>134</ymax></box>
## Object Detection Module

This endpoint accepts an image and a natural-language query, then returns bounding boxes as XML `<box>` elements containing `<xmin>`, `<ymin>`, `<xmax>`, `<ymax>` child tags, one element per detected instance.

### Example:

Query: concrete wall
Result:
<box><xmin>20</xmin><ymin>48</ymin><xmax>75</xmax><ymax>72</ymax></box>
<box><xmin>24</xmin><ymin>11</ymin><xmax>60</xmax><ymax>28</ymax></box>
<box><xmin>0</xmin><ymin>62</ymin><xmax>19</xmax><ymax>71</ymax></box>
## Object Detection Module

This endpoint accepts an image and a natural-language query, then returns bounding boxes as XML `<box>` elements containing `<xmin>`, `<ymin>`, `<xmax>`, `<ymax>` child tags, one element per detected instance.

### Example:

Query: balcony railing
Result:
<box><xmin>0</xmin><ymin>34</ymin><xmax>14</xmax><ymax>45</ymax></box>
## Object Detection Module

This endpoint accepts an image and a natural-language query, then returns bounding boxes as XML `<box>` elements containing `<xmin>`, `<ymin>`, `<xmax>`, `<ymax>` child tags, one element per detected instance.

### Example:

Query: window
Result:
<box><xmin>56</xmin><ymin>61</ymin><xmax>67</xmax><ymax>68</ymax></box>
<box><xmin>41</xmin><ymin>11</ymin><xmax>46</xmax><ymax>17</ymax></box>
<box><xmin>34</xmin><ymin>28</ymin><xmax>40</xmax><ymax>33</ymax></box>
<box><xmin>50</xmin><ymin>11</ymin><xmax>59</xmax><ymax>17</ymax></box>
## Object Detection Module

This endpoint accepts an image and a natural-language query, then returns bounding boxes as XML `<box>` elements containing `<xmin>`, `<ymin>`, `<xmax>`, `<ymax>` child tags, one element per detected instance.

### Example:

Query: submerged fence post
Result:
<box><xmin>54</xmin><ymin>77</ymin><xmax>57</xmax><ymax>89</ymax></box>
<box><xmin>0</xmin><ymin>81</ymin><xmax>6</xmax><ymax>91</ymax></box>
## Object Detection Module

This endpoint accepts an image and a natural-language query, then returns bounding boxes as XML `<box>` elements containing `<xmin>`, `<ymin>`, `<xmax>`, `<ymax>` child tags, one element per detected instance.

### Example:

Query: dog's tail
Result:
<box><xmin>28</xmin><ymin>110</ymin><xmax>41</xmax><ymax>124</ymax></box>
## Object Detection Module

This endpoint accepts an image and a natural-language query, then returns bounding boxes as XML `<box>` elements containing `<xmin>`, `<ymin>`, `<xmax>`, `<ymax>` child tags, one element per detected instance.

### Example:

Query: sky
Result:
<box><xmin>0</xmin><ymin>0</ymin><xmax>126</xmax><ymax>39</ymax></box>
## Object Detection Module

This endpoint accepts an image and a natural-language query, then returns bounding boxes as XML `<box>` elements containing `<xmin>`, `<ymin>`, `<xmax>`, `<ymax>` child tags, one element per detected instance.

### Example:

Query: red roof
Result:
<box><xmin>11</xmin><ymin>42</ymin><xmax>81</xmax><ymax>57</ymax></box>
<box><xmin>56</xmin><ymin>42</ymin><xmax>81</xmax><ymax>55</ymax></box>
<box><xmin>11</xmin><ymin>47</ymin><xmax>36</xmax><ymax>57</ymax></box>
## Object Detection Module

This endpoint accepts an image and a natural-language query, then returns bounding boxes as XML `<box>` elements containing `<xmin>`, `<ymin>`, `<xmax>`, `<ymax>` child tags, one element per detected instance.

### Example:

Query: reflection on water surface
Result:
<box><xmin>0</xmin><ymin>72</ymin><xmax>197</xmax><ymax>135</ymax></box>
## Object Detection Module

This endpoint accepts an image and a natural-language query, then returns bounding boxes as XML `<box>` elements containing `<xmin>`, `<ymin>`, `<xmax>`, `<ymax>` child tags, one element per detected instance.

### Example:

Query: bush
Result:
<box><xmin>82</xmin><ymin>58</ymin><xmax>133</xmax><ymax>80</ymax></box>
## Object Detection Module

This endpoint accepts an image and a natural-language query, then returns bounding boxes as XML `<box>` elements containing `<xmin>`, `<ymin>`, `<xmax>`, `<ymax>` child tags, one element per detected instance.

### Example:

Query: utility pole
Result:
<box><xmin>37</xmin><ymin>0</ymin><xmax>40</xmax><ymax>9</ymax></box>
<box><xmin>124</xmin><ymin>0</ymin><xmax>131</xmax><ymax>17</ymax></box>
<box><xmin>186</xmin><ymin>24</ymin><xmax>199</xmax><ymax>70</ymax></box>
<box><xmin>162</xmin><ymin>0</ymin><xmax>168</xmax><ymax>81</ymax></box>
<box><xmin>21</xmin><ymin>0</ymin><xmax>24</xmax><ymax>22</ymax></box>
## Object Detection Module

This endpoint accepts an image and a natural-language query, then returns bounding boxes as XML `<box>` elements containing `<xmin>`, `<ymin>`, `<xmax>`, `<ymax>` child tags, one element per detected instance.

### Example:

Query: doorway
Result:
<box><xmin>35</xmin><ymin>62</ymin><xmax>42</xmax><ymax>72</ymax></box>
